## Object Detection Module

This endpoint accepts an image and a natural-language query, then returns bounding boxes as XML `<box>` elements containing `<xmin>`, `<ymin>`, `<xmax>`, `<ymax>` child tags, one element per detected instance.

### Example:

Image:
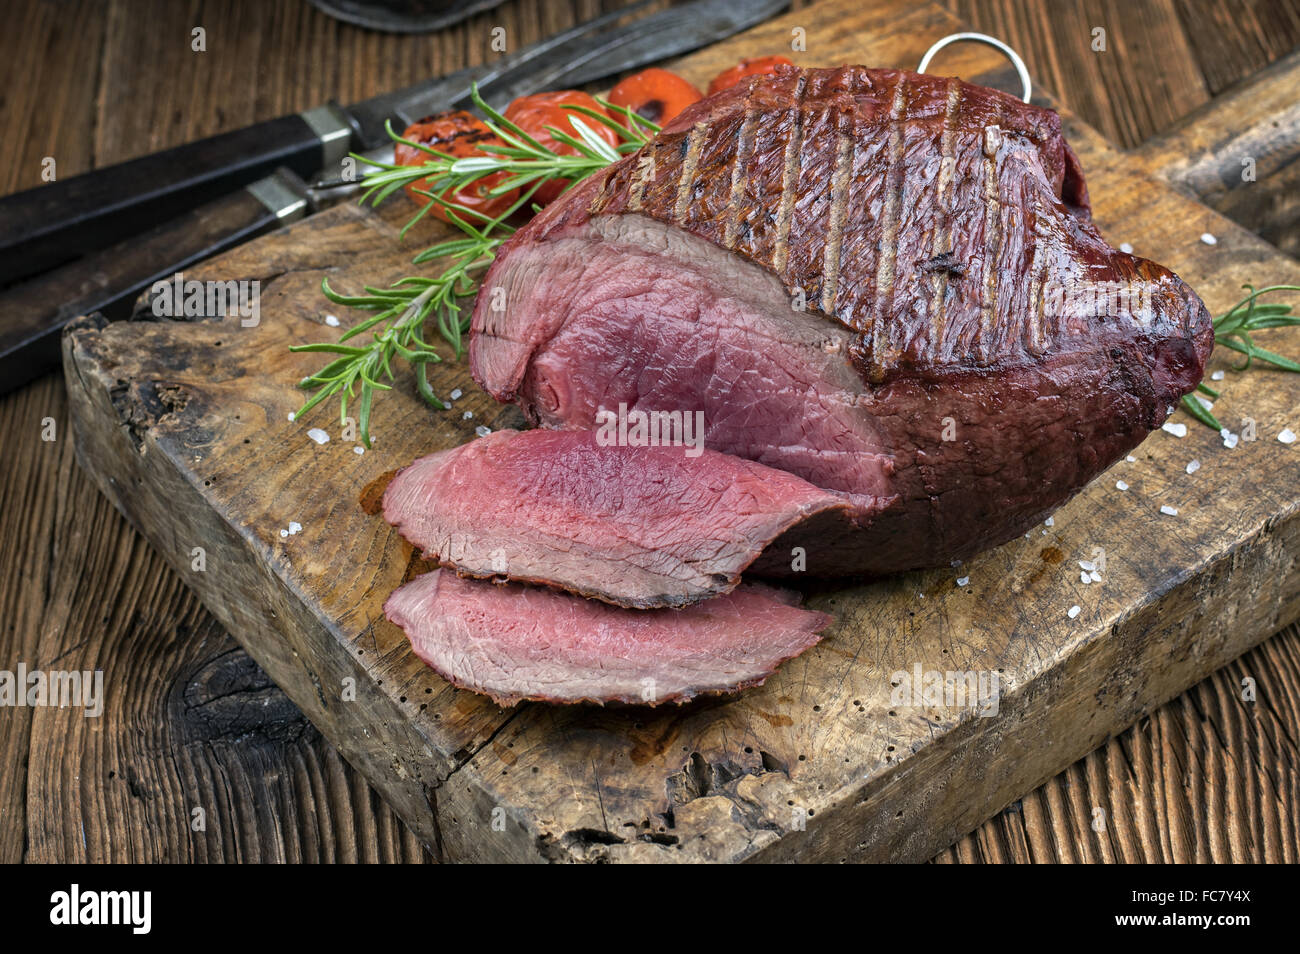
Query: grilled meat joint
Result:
<box><xmin>385</xmin><ymin>65</ymin><xmax>1212</xmax><ymax>703</ymax></box>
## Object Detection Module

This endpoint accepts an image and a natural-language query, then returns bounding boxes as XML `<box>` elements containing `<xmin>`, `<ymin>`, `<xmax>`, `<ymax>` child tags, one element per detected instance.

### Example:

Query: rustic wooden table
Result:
<box><xmin>2</xmin><ymin>0</ymin><xmax>1297</xmax><ymax>863</ymax></box>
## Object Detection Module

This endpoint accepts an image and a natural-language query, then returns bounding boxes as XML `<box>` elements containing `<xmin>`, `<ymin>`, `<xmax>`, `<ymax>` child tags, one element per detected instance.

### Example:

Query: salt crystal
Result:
<box><xmin>1116</xmin><ymin>480</ymin><xmax>1129</xmax><ymax>491</ymax></box>
<box><xmin>1119</xmin><ymin>242</ymin><xmax>1134</xmax><ymax>254</ymax></box>
<box><xmin>307</xmin><ymin>428</ymin><xmax>329</xmax><ymax>445</ymax></box>
<box><xmin>1280</xmin><ymin>429</ymin><xmax>1297</xmax><ymax>445</ymax></box>
<box><xmin>1200</xmin><ymin>232</ymin><xmax>1217</xmax><ymax>246</ymax></box>
<box><xmin>287</xmin><ymin>411</ymin><xmax>296</xmax><ymax>422</ymax></box>
<box><xmin>1080</xmin><ymin>571</ymin><xmax>1091</xmax><ymax>584</ymax></box>
<box><xmin>279</xmin><ymin>529</ymin><xmax>288</xmax><ymax>538</ymax></box>
<box><xmin>1089</xmin><ymin>570</ymin><xmax>1102</xmax><ymax>583</ymax></box>
<box><xmin>325</xmin><ymin>314</ymin><xmax>340</xmax><ymax>327</ymax></box>
<box><xmin>1162</xmin><ymin>421</ymin><xmax>1187</xmax><ymax>438</ymax></box>
<box><xmin>1079</xmin><ymin>561</ymin><xmax>1095</xmax><ymax>572</ymax></box>
<box><xmin>1223</xmin><ymin>432</ymin><xmax>1239</xmax><ymax>449</ymax></box>
<box><xmin>288</xmin><ymin>521</ymin><xmax>302</xmax><ymax>535</ymax></box>
<box><xmin>462</xmin><ymin>410</ymin><xmax>474</xmax><ymax>420</ymax></box>
<box><xmin>475</xmin><ymin>425</ymin><xmax>492</xmax><ymax>438</ymax></box>
<box><xmin>1196</xmin><ymin>396</ymin><xmax>1213</xmax><ymax>410</ymax></box>
<box><xmin>1126</xmin><ymin>456</ymin><xmax>1136</xmax><ymax>463</ymax></box>
<box><xmin>1211</xmin><ymin>370</ymin><xmax>1225</xmax><ymax>381</ymax></box>
<box><xmin>1044</xmin><ymin>516</ymin><xmax>1054</xmax><ymax>527</ymax></box>
<box><xmin>956</xmin><ymin>576</ymin><xmax>969</xmax><ymax>587</ymax></box>
<box><xmin>353</xmin><ymin>446</ymin><xmax>365</xmax><ymax>455</ymax></box>
<box><xmin>1160</xmin><ymin>505</ymin><xmax>1179</xmax><ymax>516</ymax></box>
<box><xmin>1186</xmin><ymin>460</ymin><xmax>1201</xmax><ymax>474</ymax></box>
<box><xmin>1068</xmin><ymin>605</ymin><xmax>1081</xmax><ymax>619</ymax></box>
<box><xmin>450</xmin><ymin>388</ymin><xmax>463</xmax><ymax>400</ymax></box>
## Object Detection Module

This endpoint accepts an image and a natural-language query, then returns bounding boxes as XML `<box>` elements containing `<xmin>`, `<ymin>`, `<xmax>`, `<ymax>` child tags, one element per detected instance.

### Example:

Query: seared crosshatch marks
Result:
<box><xmin>673</xmin><ymin>123</ymin><xmax>708</xmax><ymax>223</ymax></box>
<box><xmin>577</xmin><ymin>65</ymin><xmax>1151</xmax><ymax>383</ymax></box>
<box><xmin>927</xmin><ymin>79</ymin><xmax>963</xmax><ymax>354</ymax></box>
<box><xmin>1025</xmin><ymin>196</ymin><xmax>1049</xmax><ymax>354</ymax></box>
<box><xmin>627</xmin><ymin>138</ymin><xmax>660</xmax><ymax>213</ymax></box>
<box><xmin>868</xmin><ymin>74</ymin><xmax>909</xmax><ymax>379</ymax></box>
<box><xmin>978</xmin><ymin>124</ymin><xmax>1004</xmax><ymax>363</ymax></box>
<box><xmin>821</xmin><ymin>117</ymin><xmax>854</xmax><ymax>314</ymax></box>
<box><xmin>772</xmin><ymin>74</ymin><xmax>809</xmax><ymax>275</ymax></box>
<box><xmin>724</xmin><ymin>105</ymin><xmax>761</xmax><ymax>249</ymax></box>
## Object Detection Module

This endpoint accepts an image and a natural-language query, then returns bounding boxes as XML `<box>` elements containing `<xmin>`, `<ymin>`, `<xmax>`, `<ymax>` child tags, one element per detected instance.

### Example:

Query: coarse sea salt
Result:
<box><xmin>325</xmin><ymin>314</ymin><xmax>340</xmax><ymax>327</ymax></box>
<box><xmin>353</xmin><ymin>445</ymin><xmax>364</xmax><ymax>455</ymax></box>
<box><xmin>1089</xmin><ymin>570</ymin><xmax>1102</xmax><ymax>583</ymax></box>
<box><xmin>1162</xmin><ymin>421</ymin><xmax>1187</xmax><ymax>438</ymax></box>
<box><xmin>1116</xmin><ymin>480</ymin><xmax>1129</xmax><ymax>491</ymax></box>
<box><xmin>1196</xmin><ymin>395</ymin><xmax>1214</xmax><ymax>410</ymax></box>
<box><xmin>450</xmin><ymin>388</ymin><xmax>463</xmax><ymax>401</ymax></box>
<box><xmin>1079</xmin><ymin>561</ymin><xmax>1095</xmax><ymax>572</ymax></box>
<box><xmin>1044</xmin><ymin>516</ymin><xmax>1054</xmax><ymax>527</ymax></box>
<box><xmin>279</xmin><ymin>529</ymin><xmax>288</xmax><ymax>538</ymax></box>
<box><xmin>307</xmin><ymin>428</ymin><xmax>329</xmax><ymax>445</ymax></box>
<box><xmin>1221</xmin><ymin>429</ymin><xmax>1240</xmax><ymax>449</ymax></box>
<box><xmin>1119</xmin><ymin>242</ymin><xmax>1134</xmax><ymax>254</ymax></box>
<box><xmin>1068</xmin><ymin>605</ymin><xmax>1081</xmax><ymax>619</ymax></box>
<box><xmin>288</xmin><ymin>521</ymin><xmax>302</xmax><ymax>535</ymax></box>
<box><xmin>956</xmin><ymin>576</ymin><xmax>969</xmax><ymax>587</ymax></box>
<box><xmin>1280</xmin><ymin>429</ymin><xmax>1297</xmax><ymax>445</ymax></box>
<box><xmin>1160</xmin><ymin>505</ymin><xmax>1179</xmax><ymax>516</ymax></box>
<box><xmin>1126</xmin><ymin>455</ymin><xmax>1136</xmax><ymax>463</ymax></box>
<box><xmin>463</xmin><ymin>410</ymin><xmax>474</xmax><ymax>420</ymax></box>
<box><xmin>287</xmin><ymin>411</ymin><xmax>296</xmax><ymax>422</ymax></box>
<box><xmin>1186</xmin><ymin>460</ymin><xmax>1201</xmax><ymax>474</ymax></box>
<box><xmin>475</xmin><ymin>425</ymin><xmax>492</xmax><ymax>438</ymax></box>
<box><xmin>1211</xmin><ymin>370</ymin><xmax>1225</xmax><ymax>381</ymax></box>
<box><xmin>1200</xmin><ymin>232</ymin><xmax>1217</xmax><ymax>245</ymax></box>
<box><xmin>1080</xmin><ymin>571</ymin><xmax>1091</xmax><ymax>584</ymax></box>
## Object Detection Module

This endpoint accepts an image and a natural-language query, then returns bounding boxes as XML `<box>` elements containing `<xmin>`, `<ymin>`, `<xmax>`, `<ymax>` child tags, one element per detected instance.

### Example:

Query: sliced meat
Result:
<box><xmin>383</xmin><ymin>428</ymin><xmax>875</xmax><ymax>608</ymax></box>
<box><xmin>383</xmin><ymin>570</ymin><xmax>831</xmax><ymax>705</ymax></box>
<box><xmin>469</xmin><ymin>65</ymin><xmax>1213</xmax><ymax>575</ymax></box>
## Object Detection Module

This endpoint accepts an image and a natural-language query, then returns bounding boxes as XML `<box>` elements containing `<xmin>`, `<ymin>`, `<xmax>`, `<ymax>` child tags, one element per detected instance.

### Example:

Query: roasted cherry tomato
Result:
<box><xmin>706</xmin><ymin>55</ymin><xmax>795</xmax><ymax>95</ymax></box>
<box><xmin>607</xmin><ymin>67</ymin><xmax>702</xmax><ymax>126</ymax></box>
<box><xmin>395</xmin><ymin>111</ymin><xmax>519</xmax><ymax>223</ymax></box>
<box><xmin>503</xmin><ymin>91</ymin><xmax>619</xmax><ymax>205</ymax></box>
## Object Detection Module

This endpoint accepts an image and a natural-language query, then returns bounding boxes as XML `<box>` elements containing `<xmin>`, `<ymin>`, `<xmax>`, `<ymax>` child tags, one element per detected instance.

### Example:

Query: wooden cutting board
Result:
<box><xmin>62</xmin><ymin>0</ymin><xmax>1300</xmax><ymax>862</ymax></box>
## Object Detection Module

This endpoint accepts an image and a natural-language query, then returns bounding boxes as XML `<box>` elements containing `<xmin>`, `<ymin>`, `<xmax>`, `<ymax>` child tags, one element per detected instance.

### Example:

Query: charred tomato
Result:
<box><xmin>607</xmin><ymin>67</ymin><xmax>702</xmax><ymax>126</ymax></box>
<box><xmin>503</xmin><ymin>91</ymin><xmax>619</xmax><ymax>205</ymax></box>
<box><xmin>706</xmin><ymin>56</ymin><xmax>795</xmax><ymax>95</ymax></box>
<box><xmin>395</xmin><ymin>111</ymin><xmax>518</xmax><ymax>223</ymax></box>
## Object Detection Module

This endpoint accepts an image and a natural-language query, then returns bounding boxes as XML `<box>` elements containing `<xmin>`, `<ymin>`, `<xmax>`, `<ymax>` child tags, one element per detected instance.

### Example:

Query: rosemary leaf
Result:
<box><xmin>291</xmin><ymin>83</ymin><xmax>660</xmax><ymax>445</ymax></box>
<box><xmin>1183</xmin><ymin>284</ymin><xmax>1300</xmax><ymax>430</ymax></box>
<box><xmin>1181</xmin><ymin>393</ymin><xmax>1222</xmax><ymax>430</ymax></box>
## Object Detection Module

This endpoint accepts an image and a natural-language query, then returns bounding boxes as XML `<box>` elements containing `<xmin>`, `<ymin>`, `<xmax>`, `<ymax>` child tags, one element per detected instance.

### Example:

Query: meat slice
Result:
<box><xmin>383</xmin><ymin>570</ymin><xmax>831</xmax><ymax>705</ymax></box>
<box><xmin>470</xmin><ymin>65</ymin><xmax>1213</xmax><ymax>575</ymax></box>
<box><xmin>383</xmin><ymin>428</ymin><xmax>872</xmax><ymax>608</ymax></box>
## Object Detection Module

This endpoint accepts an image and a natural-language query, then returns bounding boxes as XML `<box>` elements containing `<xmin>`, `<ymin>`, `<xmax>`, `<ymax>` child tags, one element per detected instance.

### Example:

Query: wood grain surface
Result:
<box><xmin>2</xmin><ymin>0</ymin><xmax>1299</xmax><ymax>863</ymax></box>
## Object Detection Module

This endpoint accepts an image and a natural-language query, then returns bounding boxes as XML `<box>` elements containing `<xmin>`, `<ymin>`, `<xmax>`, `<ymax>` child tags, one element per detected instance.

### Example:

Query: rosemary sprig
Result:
<box><xmin>1181</xmin><ymin>284</ymin><xmax>1300</xmax><ymax>431</ymax></box>
<box><xmin>290</xmin><ymin>86</ymin><xmax>660</xmax><ymax>446</ymax></box>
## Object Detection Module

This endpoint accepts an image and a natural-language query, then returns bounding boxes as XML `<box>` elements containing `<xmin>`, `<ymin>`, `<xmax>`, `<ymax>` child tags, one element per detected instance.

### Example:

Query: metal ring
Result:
<box><xmin>917</xmin><ymin>32</ymin><xmax>1032</xmax><ymax>103</ymax></box>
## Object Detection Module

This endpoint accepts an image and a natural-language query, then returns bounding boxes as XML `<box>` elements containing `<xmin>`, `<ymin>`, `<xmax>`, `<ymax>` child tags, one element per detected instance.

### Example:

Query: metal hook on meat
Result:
<box><xmin>917</xmin><ymin>32</ymin><xmax>1033</xmax><ymax>103</ymax></box>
